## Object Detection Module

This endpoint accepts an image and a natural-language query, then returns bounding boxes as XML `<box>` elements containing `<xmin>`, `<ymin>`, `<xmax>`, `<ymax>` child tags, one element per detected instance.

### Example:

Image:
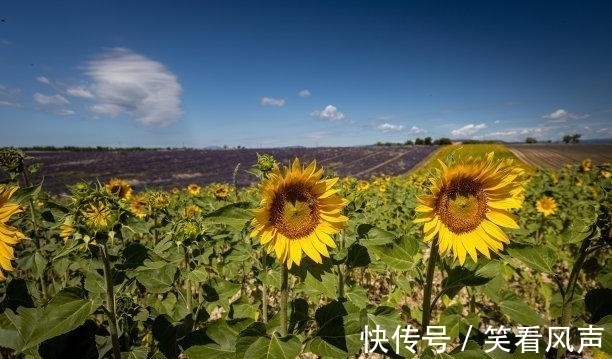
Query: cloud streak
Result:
<box><xmin>85</xmin><ymin>47</ymin><xmax>182</xmax><ymax>126</ymax></box>
<box><xmin>377</xmin><ymin>123</ymin><xmax>404</xmax><ymax>132</ymax></box>
<box><xmin>451</xmin><ymin>123</ymin><xmax>487</xmax><ymax>137</ymax></box>
<box><xmin>34</xmin><ymin>92</ymin><xmax>70</xmax><ymax>105</ymax></box>
<box><xmin>543</xmin><ymin>108</ymin><xmax>590</xmax><ymax>121</ymax></box>
<box><xmin>260</xmin><ymin>97</ymin><xmax>285</xmax><ymax>107</ymax></box>
<box><xmin>310</xmin><ymin>105</ymin><xmax>345</xmax><ymax>121</ymax></box>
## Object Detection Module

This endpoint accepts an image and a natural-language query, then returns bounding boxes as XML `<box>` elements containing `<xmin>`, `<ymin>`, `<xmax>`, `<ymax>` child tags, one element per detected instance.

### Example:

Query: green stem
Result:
<box><xmin>261</xmin><ymin>250</ymin><xmax>268</xmax><ymax>323</ymax></box>
<box><xmin>101</xmin><ymin>243</ymin><xmax>122</xmax><ymax>359</ymax></box>
<box><xmin>184</xmin><ymin>246</ymin><xmax>192</xmax><ymax>312</ymax></box>
<box><xmin>22</xmin><ymin>171</ymin><xmax>47</xmax><ymax>300</ymax></box>
<box><xmin>337</xmin><ymin>231</ymin><xmax>346</xmax><ymax>299</ymax></box>
<box><xmin>556</xmin><ymin>235</ymin><xmax>592</xmax><ymax>359</ymax></box>
<box><xmin>279</xmin><ymin>264</ymin><xmax>288</xmax><ymax>336</ymax></box>
<box><xmin>421</xmin><ymin>237</ymin><xmax>439</xmax><ymax>329</ymax></box>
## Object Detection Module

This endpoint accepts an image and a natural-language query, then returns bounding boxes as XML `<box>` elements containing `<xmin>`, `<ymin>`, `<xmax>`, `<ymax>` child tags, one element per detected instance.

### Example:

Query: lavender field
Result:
<box><xmin>25</xmin><ymin>146</ymin><xmax>437</xmax><ymax>194</ymax></box>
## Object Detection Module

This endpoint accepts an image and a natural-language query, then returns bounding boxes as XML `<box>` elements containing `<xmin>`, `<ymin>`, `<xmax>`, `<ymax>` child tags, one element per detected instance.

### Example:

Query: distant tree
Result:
<box><xmin>415</xmin><ymin>138</ymin><xmax>424</xmax><ymax>145</ymax></box>
<box><xmin>423</xmin><ymin>137</ymin><xmax>432</xmax><ymax>146</ymax></box>
<box><xmin>433</xmin><ymin>137</ymin><xmax>452</xmax><ymax>145</ymax></box>
<box><xmin>405</xmin><ymin>139</ymin><xmax>414</xmax><ymax>146</ymax></box>
<box><xmin>525</xmin><ymin>137</ymin><xmax>537</xmax><ymax>143</ymax></box>
<box><xmin>563</xmin><ymin>134</ymin><xmax>581</xmax><ymax>143</ymax></box>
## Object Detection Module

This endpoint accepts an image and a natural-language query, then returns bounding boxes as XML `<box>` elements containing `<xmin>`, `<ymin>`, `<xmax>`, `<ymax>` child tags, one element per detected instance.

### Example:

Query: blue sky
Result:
<box><xmin>1</xmin><ymin>1</ymin><xmax>611</xmax><ymax>148</ymax></box>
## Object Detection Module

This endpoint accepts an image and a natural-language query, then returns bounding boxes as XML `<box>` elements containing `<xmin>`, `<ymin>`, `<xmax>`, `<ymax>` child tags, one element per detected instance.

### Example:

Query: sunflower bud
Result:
<box><xmin>256</xmin><ymin>153</ymin><xmax>276</xmax><ymax>173</ymax></box>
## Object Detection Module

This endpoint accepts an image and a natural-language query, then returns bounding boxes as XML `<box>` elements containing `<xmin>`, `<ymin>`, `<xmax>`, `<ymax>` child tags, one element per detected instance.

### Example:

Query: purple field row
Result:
<box><xmin>24</xmin><ymin>146</ymin><xmax>437</xmax><ymax>194</ymax></box>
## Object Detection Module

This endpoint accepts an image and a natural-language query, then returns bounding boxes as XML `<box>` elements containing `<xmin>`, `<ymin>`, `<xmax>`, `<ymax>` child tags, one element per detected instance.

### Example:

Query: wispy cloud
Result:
<box><xmin>36</xmin><ymin>76</ymin><xmax>50</xmax><ymax>85</ymax></box>
<box><xmin>407</xmin><ymin>126</ymin><xmax>426</xmax><ymax>134</ymax></box>
<box><xmin>56</xmin><ymin>109</ymin><xmax>75</xmax><ymax>116</ymax></box>
<box><xmin>0</xmin><ymin>84</ymin><xmax>21</xmax><ymax>107</ymax></box>
<box><xmin>542</xmin><ymin>108</ymin><xmax>590</xmax><ymax>121</ymax></box>
<box><xmin>33</xmin><ymin>92</ymin><xmax>70</xmax><ymax>105</ymax></box>
<box><xmin>66</xmin><ymin>86</ymin><xmax>94</xmax><ymax>98</ymax></box>
<box><xmin>85</xmin><ymin>47</ymin><xmax>182</xmax><ymax>126</ymax></box>
<box><xmin>451</xmin><ymin>123</ymin><xmax>487</xmax><ymax>137</ymax></box>
<box><xmin>260</xmin><ymin>96</ymin><xmax>285</xmax><ymax>107</ymax></box>
<box><xmin>298</xmin><ymin>89</ymin><xmax>311</xmax><ymax>98</ymax></box>
<box><xmin>310</xmin><ymin>105</ymin><xmax>345</xmax><ymax>121</ymax></box>
<box><xmin>377</xmin><ymin>123</ymin><xmax>404</xmax><ymax>132</ymax></box>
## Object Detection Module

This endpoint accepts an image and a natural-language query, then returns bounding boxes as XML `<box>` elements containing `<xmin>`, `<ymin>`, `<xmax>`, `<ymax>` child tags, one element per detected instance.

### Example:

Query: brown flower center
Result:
<box><xmin>269</xmin><ymin>182</ymin><xmax>319</xmax><ymax>239</ymax></box>
<box><xmin>435</xmin><ymin>177</ymin><xmax>487</xmax><ymax>234</ymax></box>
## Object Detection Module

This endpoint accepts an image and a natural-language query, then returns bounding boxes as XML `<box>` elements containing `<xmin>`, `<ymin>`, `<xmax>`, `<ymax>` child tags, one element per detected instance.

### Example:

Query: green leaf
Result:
<box><xmin>345</xmin><ymin>243</ymin><xmax>371</xmax><ymax>269</ymax></box>
<box><xmin>505</xmin><ymin>245</ymin><xmax>557</xmax><ymax>274</ymax></box>
<box><xmin>498</xmin><ymin>300</ymin><xmax>545</xmax><ymax>326</ymax></box>
<box><xmin>345</xmin><ymin>285</ymin><xmax>369</xmax><ymax>309</ymax></box>
<box><xmin>121</xmin><ymin>347</ymin><xmax>149</xmax><ymax>359</ymax></box>
<box><xmin>442</xmin><ymin>261</ymin><xmax>499</xmax><ymax>299</ymax></box>
<box><xmin>301</xmin><ymin>270</ymin><xmax>338</xmax><ymax>299</ymax></box>
<box><xmin>305</xmin><ymin>300</ymin><xmax>364</xmax><ymax>358</ymax></box>
<box><xmin>360</xmin><ymin>226</ymin><xmax>396</xmax><ymax>245</ymax></box>
<box><xmin>596</xmin><ymin>315</ymin><xmax>612</xmax><ymax>355</ymax></box>
<box><xmin>184</xmin><ymin>344</ymin><xmax>235</xmax><ymax>358</ymax></box>
<box><xmin>17</xmin><ymin>251</ymin><xmax>47</xmax><ymax>279</ymax></box>
<box><xmin>0</xmin><ymin>288</ymin><xmax>95</xmax><ymax>354</ymax></box>
<box><xmin>203</xmin><ymin>202</ymin><xmax>253</xmax><ymax>230</ymax></box>
<box><xmin>366</xmin><ymin>236</ymin><xmax>420</xmax><ymax>271</ymax></box>
<box><xmin>133</xmin><ymin>261</ymin><xmax>177</xmax><ymax>293</ymax></box>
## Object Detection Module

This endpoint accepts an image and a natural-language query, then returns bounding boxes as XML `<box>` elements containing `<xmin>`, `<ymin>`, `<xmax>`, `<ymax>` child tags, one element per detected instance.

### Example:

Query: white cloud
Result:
<box><xmin>543</xmin><ymin>108</ymin><xmax>590</xmax><ymax>121</ymax></box>
<box><xmin>85</xmin><ymin>47</ymin><xmax>182</xmax><ymax>126</ymax></box>
<box><xmin>310</xmin><ymin>105</ymin><xmax>345</xmax><ymax>121</ymax></box>
<box><xmin>377</xmin><ymin>123</ymin><xmax>404</xmax><ymax>132</ymax></box>
<box><xmin>56</xmin><ymin>109</ymin><xmax>75</xmax><ymax>116</ymax></box>
<box><xmin>0</xmin><ymin>84</ymin><xmax>21</xmax><ymax>106</ymax></box>
<box><xmin>36</xmin><ymin>76</ymin><xmax>50</xmax><ymax>84</ymax></box>
<box><xmin>494</xmin><ymin>120</ymin><xmax>500</xmax><ymax>124</ymax></box>
<box><xmin>260</xmin><ymin>97</ymin><xmax>285</xmax><ymax>107</ymax></box>
<box><xmin>407</xmin><ymin>126</ymin><xmax>425</xmax><ymax>134</ymax></box>
<box><xmin>33</xmin><ymin>92</ymin><xmax>70</xmax><ymax>105</ymax></box>
<box><xmin>451</xmin><ymin>123</ymin><xmax>487</xmax><ymax>137</ymax></box>
<box><xmin>298</xmin><ymin>89</ymin><xmax>311</xmax><ymax>98</ymax></box>
<box><xmin>67</xmin><ymin>86</ymin><xmax>94</xmax><ymax>98</ymax></box>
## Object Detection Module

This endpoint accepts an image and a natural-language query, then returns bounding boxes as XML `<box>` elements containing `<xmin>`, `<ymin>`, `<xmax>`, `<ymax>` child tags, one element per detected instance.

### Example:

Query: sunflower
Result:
<box><xmin>59</xmin><ymin>216</ymin><xmax>76</xmax><ymax>241</ymax></box>
<box><xmin>580</xmin><ymin>158</ymin><xmax>593</xmax><ymax>172</ymax></box>
<box><xmin>251</xmin><ymin>158</ymin><xmax>348</xmax><ymax>269</ymax></box>
<box><xmin>129</xmin><ymin>193</ymin><xmax>149</xmax><ymax>219</ymax></box>
<box><xmin>187</xmin><ymin>183</ymin><xmax>201</xmax><ymax>196</ymax></box>
<box><xmin>184</xmin><ymin>204</ymin><xmax>201</xmax><ymax>217</ymax></box>
<box><xmin>214</xmin><ymin>185</ymin><xmax>230</xmax><ymax>199</ymax></box>
<box><xmin>357</xmin><ymin>180</ymin><xmax>370</xmax><ymax>191</ymax></box>
<box><xmin>105</xmin><ymin>178</ymin><xmax>132</xmax><ymax>200</ymax></box>
<box><xmin>535</xmin><ymin>196</ymin><xmax>557</xmax><ymax>217</ymax></box>
<box><xmin>414</xmin><ymin>152</ymin><xmax>525</xmax><ymax>265</ymax></box>
<box><xmin>0</xmin><ymin>185</ymin><xmax>25</xmax><ymax>280</ymax></box>
<box><xmin>81</xmin><ymin>200</ymin><xmax>116</xmax><ymax>232</ymax></box>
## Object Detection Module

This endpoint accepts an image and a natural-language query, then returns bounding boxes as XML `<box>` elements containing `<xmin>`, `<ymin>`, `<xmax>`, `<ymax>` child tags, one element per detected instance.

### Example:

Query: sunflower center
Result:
<box><xmin>436</xmin><ymin>177</ymin><xmax>487</xmax><ymax>234</ymax></box>
<box><xmin>269</xmin><ymin>182</ymin><xmax>319</xmax><ymax>239</ymax></box>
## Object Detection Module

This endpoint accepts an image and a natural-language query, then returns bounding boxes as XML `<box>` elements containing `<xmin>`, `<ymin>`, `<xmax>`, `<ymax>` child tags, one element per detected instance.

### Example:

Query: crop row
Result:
<box><xmin>25</xmin><ymin>146</ymin><xmax>437</xmax><ymax>194</ymax></box>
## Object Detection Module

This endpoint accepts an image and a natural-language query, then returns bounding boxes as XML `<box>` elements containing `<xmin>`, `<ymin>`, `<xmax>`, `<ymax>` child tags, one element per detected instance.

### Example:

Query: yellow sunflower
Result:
<box><xmin>59</xmin><ymin>216</ymin><xmax>76</xmax><ymax>241</ymax></box>
<box><xmin>105</xmin><ymin>178</ymin><xmax>132</xmax><ymax>200</ymax></box>
<box><xmin>81</xmin><ymin>200</ymin><xmax>116</xmax><ymax>232</ymax></box>
<box><xmin>129</xmin><ymin>193</ymin><xmax>149</xmax><ymax>219</ymax></box>
<box><xmin>251</xmin><ymin>158</ymin><xmax>348</xmax><ymax>269</ymax></box>
<box><xmin>184</xmin><ymin>204</ymin><xmax>201</xmax><ymax>217</ymax></box>
<box><xmin>214</xmin><ymin>185</ymin><xmax>230</xmax><ymax>199</ymax></box>
<box><xmin>535</xmin><ymin>196</ymin><xmax>557</xmax><ymax>217</ymax></box>
<box><xmin>580</xmin><ymin>158</ymin><xmax>593</xmax><ymax>172</ymax></box>
<box><xmin>414</xmin><ymin>153</ymin><xmax>525</xmax><ymax>265</ymax></box>
<box><xmin>357</xmin><ymin>180</ymin><xmax>370</xmax><ymax>191</ymax></box>
<box><xmin>0</xmin><ymin>185</ymin><xmax>26</xmax><ymax>281</ymax></box>
<box><xmin>187</xmin><ymin>183</ymin><xmax>201</xmax><ymax>196</ymax></box>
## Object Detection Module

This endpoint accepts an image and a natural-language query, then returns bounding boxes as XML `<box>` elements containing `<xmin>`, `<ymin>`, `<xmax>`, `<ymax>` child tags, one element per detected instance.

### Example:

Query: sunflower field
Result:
<box><xmin>0</xmin><ymin>145</ymin><xmax>610</xmax><ymax>359</ymax></box>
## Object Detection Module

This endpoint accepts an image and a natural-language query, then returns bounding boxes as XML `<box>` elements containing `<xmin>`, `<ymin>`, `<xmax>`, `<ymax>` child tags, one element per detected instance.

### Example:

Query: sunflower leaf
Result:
<box><xmin>505</xmin><ymin>245</ymin><xmax>557</xmax><ymax>274</ymax></box>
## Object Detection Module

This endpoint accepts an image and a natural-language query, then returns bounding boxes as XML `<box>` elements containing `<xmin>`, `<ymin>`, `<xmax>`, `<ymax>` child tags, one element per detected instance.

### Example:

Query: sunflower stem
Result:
<box><xmin>21</xmin><ymin>171</ymin><xmax>47</xmax><ymax>301</ymax></box>
<box><xmin>184</xmin><ymin>245</ymin><xmax>192</xmax><ymax>312</ymax></box>
<box><xmin>280</xmin><ymin>264</ymin><xmax>289</xmax><ymax>336</ymax></box>
<box><xmin>556</xmin><ymin>231</ymin><xmax>593</xmax><ymax>359</ymax></box>
<box><xmin>101</xmin><ymin>242</ymin><xmax>122</xmax><ymax>359</ymax></box>
<box><xmin>422</xmin><ymin>237</ymin><xmax>439</xmax><ymax>329</ymax></box>
<box><xmin>261</xmin><ymin>250</ymin><xmax>268</xmax><ymax>323</ymax></box>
